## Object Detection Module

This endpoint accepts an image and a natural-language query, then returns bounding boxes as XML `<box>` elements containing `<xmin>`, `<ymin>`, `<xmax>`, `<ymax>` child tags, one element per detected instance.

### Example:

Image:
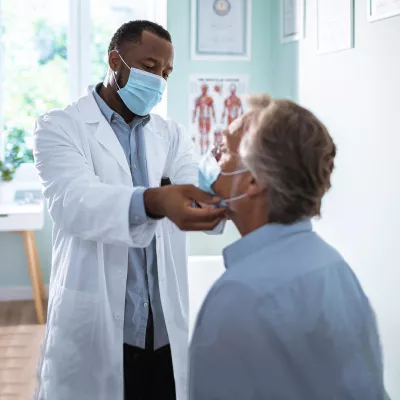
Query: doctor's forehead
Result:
<box><xmin>121</xmin><ymin>31</ymin><xmax>174</xmax><ymax>65</ymax></box>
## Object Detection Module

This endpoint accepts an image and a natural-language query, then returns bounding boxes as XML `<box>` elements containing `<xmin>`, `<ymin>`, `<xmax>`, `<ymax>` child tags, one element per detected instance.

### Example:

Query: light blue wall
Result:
<box><xmin>0</xmin><ymin>192</ymin><xmax>52</xmax><ymax>288</ymax></box>
<box><xmin>0</xmin><ymin>0</ymin><xmax>292</xmax><ymax>287</ymax></box>
<box><xmin>167</xmin><ymin>0</ymin><xmax>275</xmax><ymax>255</ymax></box>
<box><xmin>269</xmin><ymin>0</ymin><xmax>299</xmax><ymax>100</ymax></box>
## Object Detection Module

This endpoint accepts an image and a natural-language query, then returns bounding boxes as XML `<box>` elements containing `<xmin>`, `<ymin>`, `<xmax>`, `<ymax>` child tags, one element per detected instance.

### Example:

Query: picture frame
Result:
<box><xmin>317</xmin><ymin>0</ymin><xmax>354</xmax><ymax>55</ymax></box>
<box><xmin>191</xmin><ymin>0</ymin><xmax>252</xmax><ymax>61</ymax></box>
<box><xmin>188</xmin><ymin>74</ymin><xmax>249</xmax><ymax>156</ymax></box>
<box><xmin>367</xmin><ymin>0</ymin><xmax>400</xmax><ymax>22</ymax></box>
<box><xmin>281</xmin><ymin>0</ymin><xmax>305</xmax><ymax>43</ymax></box>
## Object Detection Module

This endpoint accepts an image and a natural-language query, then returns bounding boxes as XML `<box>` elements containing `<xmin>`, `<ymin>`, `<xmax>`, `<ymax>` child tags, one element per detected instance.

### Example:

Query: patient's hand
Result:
<box><xmin>224</xmin><ymin>113</ymin><xmax>251</xmax><ymax>155</ymax></box>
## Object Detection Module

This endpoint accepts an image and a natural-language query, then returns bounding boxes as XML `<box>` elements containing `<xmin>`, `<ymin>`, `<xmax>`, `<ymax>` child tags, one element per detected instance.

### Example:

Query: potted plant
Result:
<box><xmin>0</xmin><ymin>126</ymin><xmax>33</xmax><ymax>204</ymax></box>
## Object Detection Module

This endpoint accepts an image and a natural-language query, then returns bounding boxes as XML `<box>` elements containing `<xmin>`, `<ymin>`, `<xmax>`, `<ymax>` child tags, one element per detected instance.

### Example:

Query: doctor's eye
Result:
<box><xmin>142</xmin><ymin>64</ymin><xmax>154</xmax><ymax>71</ymax></box>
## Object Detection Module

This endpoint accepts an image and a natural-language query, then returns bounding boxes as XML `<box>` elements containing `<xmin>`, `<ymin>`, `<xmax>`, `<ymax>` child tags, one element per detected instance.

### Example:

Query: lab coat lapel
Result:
<box><xmin>144</xmin><ymin>123</ymin><xmax>169</xmax><ymax>188</ymax></box>
<box><xmin>77</xmin><ymin>88</ymin><xmax>131</xmax><ymax>177</ymax></box>
<box><xmin>77</xmin><ymin>89</ymin><xmax>170</xmax><ymax>185</ymax></box>
<box><xmin>92</xmin><ymin>119</ymin><xmax>131</xmax><ymax>177</ymax></box>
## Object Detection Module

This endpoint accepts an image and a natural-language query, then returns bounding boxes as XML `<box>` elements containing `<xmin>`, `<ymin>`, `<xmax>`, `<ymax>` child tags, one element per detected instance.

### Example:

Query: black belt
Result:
<box><xmin>145</xmin><ymin>301</ymin><xmax>154</xmax><ymax>351</ymax></box>
<box><xmin>161</xmin><ymin>177</ymin><xmax>171</xmax><ymax>187</ymax></box>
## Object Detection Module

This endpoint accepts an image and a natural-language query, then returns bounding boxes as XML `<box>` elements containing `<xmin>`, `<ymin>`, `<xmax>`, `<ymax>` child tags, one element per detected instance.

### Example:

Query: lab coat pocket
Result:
<box><xmin>42</xmin><ymin>285</ymin><xmax>98</xmax><ymax>395</ymax></box>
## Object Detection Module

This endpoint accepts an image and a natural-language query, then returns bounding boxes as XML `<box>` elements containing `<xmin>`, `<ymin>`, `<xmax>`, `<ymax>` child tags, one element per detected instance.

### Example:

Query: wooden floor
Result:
<box><xmin>0</xmin><ymin>301</ymin><xmax>47</xmax><ymax>327</ymax></box>
<box><xmin>0</xmin><ymin>301</ymin><xmax>46</xmax><ymax>399</ymax></box>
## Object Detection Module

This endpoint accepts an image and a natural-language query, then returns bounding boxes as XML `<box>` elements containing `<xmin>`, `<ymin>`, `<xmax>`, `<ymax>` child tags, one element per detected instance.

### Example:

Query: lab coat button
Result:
<box><xmin>132</xmin><ymin>164</ymin><xmax>137</xmax><ymax>169</ymax></box>
<box><xmin>118</xmin><ymin>270</ymin><xmax>125</xmax><ymax>278</ymax></box>
<box><xmin>144</xmin><ymin>302</ymin><xmax>148</xmax><ymax>308</ymax></box>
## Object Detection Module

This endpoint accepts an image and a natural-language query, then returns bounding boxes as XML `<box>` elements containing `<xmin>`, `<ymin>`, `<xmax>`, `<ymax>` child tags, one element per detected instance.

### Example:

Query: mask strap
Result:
<box><xmin>223</xmin><ymin>193</ymin><xmax>247</xmax><ymax>203</ymax></box>
<box><xmin>116</xmin><ymin>51</ymin><xmax>131</xmax><ymax>70</ymax></box>
<box><xmin>220</xmin><ymin>168</ymin><xmax>248</xmax><ymax>176</ymax></box>
<box><xmin>112</xmin><ymin>70</ymin><xmax>121</xmax><ymax>90</ymax></box>
<box><xmin>110</xmin><ymin>50</ymin><xmax>130</xmax><ymax>90</ymax></box>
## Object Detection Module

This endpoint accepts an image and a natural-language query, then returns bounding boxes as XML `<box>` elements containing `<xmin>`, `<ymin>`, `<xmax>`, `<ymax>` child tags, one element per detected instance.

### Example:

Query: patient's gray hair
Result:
<box><xmin>239</xmin><ymin>94</ymin><xmax>336</xmax><ymax>224</ymax></box>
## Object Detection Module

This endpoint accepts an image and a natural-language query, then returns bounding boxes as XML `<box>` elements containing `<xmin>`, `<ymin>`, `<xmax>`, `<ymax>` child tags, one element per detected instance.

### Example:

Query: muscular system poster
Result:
<box><xmin>188</xmin><ymin>74</ymin><xmax>249</xmax><ymax>156</ymax></box>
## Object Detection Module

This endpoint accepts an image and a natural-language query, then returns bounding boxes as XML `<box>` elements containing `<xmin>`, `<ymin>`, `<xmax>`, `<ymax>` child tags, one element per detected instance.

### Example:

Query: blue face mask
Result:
<box><xmin>113</xmin><ymin>52</ymin><xmax>167</xmax><ymax>116</ymax></box>
<box><xmin>198</xmin><ymin>148</ymin><xmax>248</xmax><ymax>205</ymax></box>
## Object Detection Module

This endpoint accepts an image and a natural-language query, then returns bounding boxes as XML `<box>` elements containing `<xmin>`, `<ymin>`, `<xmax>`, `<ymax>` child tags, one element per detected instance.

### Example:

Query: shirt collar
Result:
<box><xmin>223</xmin><ymin>218</ymin><xmax>313</xmax><ymax>269</ymax></box>
<box><xmin>92</xmin><ymin>83</ymin><xmax>150</xmax><ymax>127</ymax></box>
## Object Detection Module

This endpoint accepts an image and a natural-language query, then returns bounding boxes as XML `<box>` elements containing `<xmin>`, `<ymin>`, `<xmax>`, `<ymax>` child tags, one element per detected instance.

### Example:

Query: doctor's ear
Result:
<box><xmin>246</xmin><ymin>175</ymin><xmax>267</xmax><ymax>199</ymax></box>
<box><xmin>108</xmin><ymin>50</ymin><xmax>121</xmax><ymax>71</ymax></box>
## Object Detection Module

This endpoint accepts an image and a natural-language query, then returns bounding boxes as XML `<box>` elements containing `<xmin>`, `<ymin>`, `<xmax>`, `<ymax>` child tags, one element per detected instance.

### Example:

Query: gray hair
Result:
<box><xmin>239</xmin><ymin>94</ymin><xmax>336</xmax><ymax>224</ymax></box>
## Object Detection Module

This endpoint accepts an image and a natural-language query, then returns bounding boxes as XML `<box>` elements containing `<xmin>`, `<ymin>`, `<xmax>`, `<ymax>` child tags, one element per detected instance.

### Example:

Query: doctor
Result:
<box><xmin>33</xmin><ymin>20</ymin><xmax>225</xmax><ymax>400</ymax></box>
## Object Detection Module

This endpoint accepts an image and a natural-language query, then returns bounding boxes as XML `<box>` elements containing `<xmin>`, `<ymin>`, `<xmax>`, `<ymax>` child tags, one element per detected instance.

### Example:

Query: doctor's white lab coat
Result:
<box><xmin>33</xmin><ymin>88</ymin><xmax>201</xmax><ymax>400</ymax></box>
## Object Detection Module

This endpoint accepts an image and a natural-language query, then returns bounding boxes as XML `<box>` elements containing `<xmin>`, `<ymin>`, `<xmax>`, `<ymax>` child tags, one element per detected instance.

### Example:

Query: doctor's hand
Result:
<box><xmin>144</xmin><ymin>185</ymin><xmax>226</xmax><ymax>231</ymax></box>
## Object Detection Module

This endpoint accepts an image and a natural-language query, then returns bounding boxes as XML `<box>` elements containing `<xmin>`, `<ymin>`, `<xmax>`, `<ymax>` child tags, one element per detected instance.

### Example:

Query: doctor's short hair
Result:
<box><xmin>108</xmin><ymin>20</ymin><xmax>172</xmax><ymax>54</ymax></box>
<box><xmin>239</xmin><ymin>94</ymin><xmax>336</xmax><ymax>225</ymax></box>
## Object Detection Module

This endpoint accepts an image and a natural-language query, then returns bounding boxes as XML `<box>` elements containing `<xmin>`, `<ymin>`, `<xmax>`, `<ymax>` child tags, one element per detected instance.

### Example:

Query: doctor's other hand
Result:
<box><xmin>144</xmin><ymin>185</ymin><xmax>226</xmax><ymax>231</ymax></box>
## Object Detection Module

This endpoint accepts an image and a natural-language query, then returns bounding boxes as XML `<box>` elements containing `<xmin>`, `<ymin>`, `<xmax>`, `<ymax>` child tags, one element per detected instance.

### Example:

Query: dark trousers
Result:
<box><xmin>124</xmin><ymin>304</ymin><xmax>176</xmax><ymax>400</ymax></box>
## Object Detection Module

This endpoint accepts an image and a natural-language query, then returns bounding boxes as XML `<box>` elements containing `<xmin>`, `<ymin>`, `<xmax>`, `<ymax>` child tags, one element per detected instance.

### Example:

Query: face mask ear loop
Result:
<box><xmin>115</xmin><ymin>50</ymin><xmax>131</xmax><ymax>70</ymax></box>
<box><xmin>220</xmin><ymin>168</ymin><xmax>248</xmax><ymax>176</ymax></box>
<box><xmin>223</xmin><ymin>193</ymin><xmax>247</xmax><ymax>203</ymax></box>
<box><xmin>112</xmin><ymin>70</ymin><xmax>121</xmax><ymax>90</ymax></box>
<box><xmin>109</xmin><ymin>49</ymin><xmax>130</xmax><ymax>90</ymax></box>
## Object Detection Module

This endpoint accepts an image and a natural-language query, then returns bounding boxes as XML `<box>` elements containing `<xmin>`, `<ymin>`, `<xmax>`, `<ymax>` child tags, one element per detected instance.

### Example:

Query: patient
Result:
<box><xmin>190</xmin><ymin>95</ymin><xmax>385</xmax><ymax>399</ymax></box>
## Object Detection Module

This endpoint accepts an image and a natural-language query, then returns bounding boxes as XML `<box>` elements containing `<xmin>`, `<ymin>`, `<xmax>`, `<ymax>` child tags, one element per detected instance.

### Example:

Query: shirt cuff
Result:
<box><xmin>129</xmin><ymin>188</ymin><xmax>148</xmax><ymax>226</ymax></box>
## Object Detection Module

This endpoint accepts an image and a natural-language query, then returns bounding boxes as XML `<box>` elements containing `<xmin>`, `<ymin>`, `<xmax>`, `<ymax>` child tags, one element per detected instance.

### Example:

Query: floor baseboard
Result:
<box><xmin>0</xmin><ymin>285</ymin><xmax>49</xmax><ymax>301</ymax></box>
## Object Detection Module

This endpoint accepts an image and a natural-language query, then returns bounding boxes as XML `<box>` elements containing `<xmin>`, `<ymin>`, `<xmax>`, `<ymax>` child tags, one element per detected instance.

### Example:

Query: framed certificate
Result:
<box><xmin>191</xmin><ymin>0</ymin><xmax>252</xmax><ymax>60</ymax></box>
<box><xmin>317</xmin><ymin>0</ymin><xmax>354</xmax><ymax>54</ymax></box>
<box><xmin>368</xmin><ymin>0</ymin><xmax>400</xmax><ymax>22</ymax></box>
<box><xmin>281</xmin><ymin>0</ymin><xmax>304</xmax><ymax>43</ymax></box>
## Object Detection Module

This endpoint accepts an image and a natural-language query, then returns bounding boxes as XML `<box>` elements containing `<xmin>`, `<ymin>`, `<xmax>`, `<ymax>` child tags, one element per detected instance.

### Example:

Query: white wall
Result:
<box><xmin>188</xmin><ymin>256</ymin><xmax>225</xmax><ymax>339</ymax></box>
<box><xmin>297</xmin><ymin>1</ymin><xmax>400</xmax><ymax>397</ymax></box>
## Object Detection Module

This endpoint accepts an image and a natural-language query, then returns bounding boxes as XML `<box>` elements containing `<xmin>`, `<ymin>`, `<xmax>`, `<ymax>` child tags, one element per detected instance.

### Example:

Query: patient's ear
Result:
<box><xmin>246</xmin><ymin>175</ymin><xmax>266</xmax><ymax>198</ymax></box>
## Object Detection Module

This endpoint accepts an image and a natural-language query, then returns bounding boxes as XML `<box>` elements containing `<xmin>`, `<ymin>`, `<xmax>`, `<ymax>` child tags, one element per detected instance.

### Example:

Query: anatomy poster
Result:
<box><xmin>189</xmin><ymin>74</ymin><xmax>249</xmax><ymax>156</ymax></box>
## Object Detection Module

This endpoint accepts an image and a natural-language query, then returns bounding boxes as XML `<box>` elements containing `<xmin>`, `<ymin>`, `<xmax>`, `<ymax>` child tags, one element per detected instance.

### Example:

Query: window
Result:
<box><xmin>0</xmin><ymin>0</ymin><xmax>167</xmax><ymax>162</ymax></box>
<box><xmin>90</xmin><ymin>0</ymin><xmax>167</xmax><ymax>117</ymax></box>
<box><xmin>91</xmin><ymin>0</ymin><xmax>146</xmax><ymax>84</ymax></box>
<box><xmin>0</xmin><ymin>0</ymin><xmax>69</xmax><ymax>161</ymax></box>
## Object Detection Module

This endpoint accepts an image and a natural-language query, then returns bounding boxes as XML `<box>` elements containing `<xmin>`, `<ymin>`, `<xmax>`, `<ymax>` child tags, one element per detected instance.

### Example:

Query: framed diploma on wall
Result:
<box><xmin>191</xmin><ymin>0</ymin><xmax>252</xmax><ymax>60</ymax></box>
<box><xmin>281</xmin><ymin>0</ymin><xmax>304</xmax><ymax>43</ymax></box>
<box><xmin>317</xmin><ymin>0</ymin><xmax>354</xmax><ymax>54</ymax></box>
<box><xmin>368</xmin><ymin>0</ymin><xmax>400</xmax><ymax>22</ymax></box>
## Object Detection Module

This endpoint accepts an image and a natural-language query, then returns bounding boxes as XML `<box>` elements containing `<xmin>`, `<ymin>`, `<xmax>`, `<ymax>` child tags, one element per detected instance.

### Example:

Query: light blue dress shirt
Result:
<box><xmin>93</xmin><ymin>85</ymin><xmax>169</xmax><ymax>350</ymax></box>
<box><xmin>190</xmin><ymin>219</ymin><xmax>385</xmax><ymax>400</ymax></box>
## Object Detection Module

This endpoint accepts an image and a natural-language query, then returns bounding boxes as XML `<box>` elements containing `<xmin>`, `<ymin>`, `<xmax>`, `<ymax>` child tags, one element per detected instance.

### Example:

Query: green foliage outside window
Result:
<box><xmin>2</xmin><ymin>1</ymin><xmax>69</xmax><ymax>166</ymax></box>
<box><xmin>1</xmin><ymin>0</ymin><xmax>111</xmax><ymax>168</ymax></box>
<box><xmin>0</xmin><ymin>126</ymin><xmax>31</xmax><ymax>181</ymax></box>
